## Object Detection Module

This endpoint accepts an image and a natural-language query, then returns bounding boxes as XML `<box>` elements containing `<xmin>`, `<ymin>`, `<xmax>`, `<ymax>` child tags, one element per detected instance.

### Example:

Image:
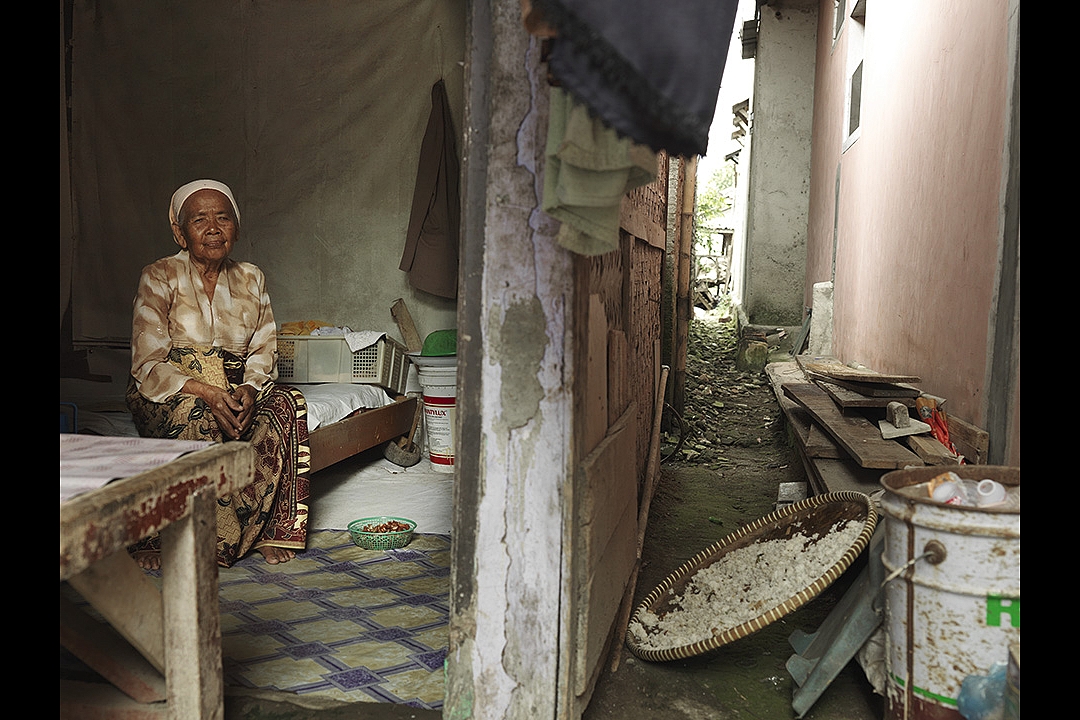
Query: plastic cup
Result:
<box><xmin>932</xmin><ymin>480</ymin><xmax>961</xmax><ymax>503</ymax></box>
<box><xmin>976</xmin><ymin>479</ymin><xmax>1007</xmax><ymax>507</ymax></box>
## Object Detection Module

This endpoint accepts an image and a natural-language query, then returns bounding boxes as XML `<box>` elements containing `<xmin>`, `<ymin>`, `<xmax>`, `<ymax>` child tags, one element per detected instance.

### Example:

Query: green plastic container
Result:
<box><xmin>421</xmin><ymin>329</ymin><xmax>457</xmax><ymax>357</ymax></box>
<box><xmin>348</xmin><ymin>516</ymin><xmax>416</xmax><ymax>550</ymax></box>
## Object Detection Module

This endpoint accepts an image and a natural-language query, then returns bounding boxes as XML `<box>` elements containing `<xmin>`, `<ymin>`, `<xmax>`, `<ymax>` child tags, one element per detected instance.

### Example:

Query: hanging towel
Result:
<box><xmin>528</xmin><ymin>0</ymin><xmax>740</xmax><ymax>158</ymax></box>
<box><xmin>543</xmin><ymin>86</ymin><xmax>657</xmax><ymax>256</ymax></box>
<box><xmin>399</xmin><ymin>80</ymin><xmax>460</xmax><ymax>299</ymax></box>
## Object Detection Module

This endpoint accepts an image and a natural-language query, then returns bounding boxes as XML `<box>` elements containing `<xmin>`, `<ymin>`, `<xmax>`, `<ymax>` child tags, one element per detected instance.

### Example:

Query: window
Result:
<box><xmin>848</xmin><ymin>60</ymin><xmax>863</xmax><ymax>137</ymax></box>
<box><xmin>842</xmin><ymin>3</ymin><xmax>865</xmax><ymax>150</ymax></box>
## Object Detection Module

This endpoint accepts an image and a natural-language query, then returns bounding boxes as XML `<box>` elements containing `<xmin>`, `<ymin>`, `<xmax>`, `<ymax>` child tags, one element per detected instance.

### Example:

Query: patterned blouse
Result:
<box><xmin>131</xmin><ymin>251</ymin><xmax>278</xmax><ymax>402</ymax></box>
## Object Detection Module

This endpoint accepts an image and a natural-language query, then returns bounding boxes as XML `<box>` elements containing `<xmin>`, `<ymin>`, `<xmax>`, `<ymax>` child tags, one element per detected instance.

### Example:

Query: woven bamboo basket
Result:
<box><xmin>626</xmin><ymin>491</ymin><xmax>877</xmax><ymax>662</ymax></box>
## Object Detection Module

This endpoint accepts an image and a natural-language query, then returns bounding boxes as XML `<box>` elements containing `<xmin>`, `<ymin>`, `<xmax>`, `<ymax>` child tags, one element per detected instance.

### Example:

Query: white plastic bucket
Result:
<box><xmin>416</xmin><ymin>365</ymin><xmax>457</xmax><ymax>473</ymax></box>
<box><xmin>880</xmin><ymin>466</ymin><xmax>1020</xmax><ymax>720</ymax></box>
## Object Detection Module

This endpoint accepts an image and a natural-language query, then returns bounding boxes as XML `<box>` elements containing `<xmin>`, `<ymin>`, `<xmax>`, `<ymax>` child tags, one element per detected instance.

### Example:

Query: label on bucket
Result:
<box><xmin>424</xmin><ymin>394</ymin><xmax>456</xmax><ymax>468</ymax></box>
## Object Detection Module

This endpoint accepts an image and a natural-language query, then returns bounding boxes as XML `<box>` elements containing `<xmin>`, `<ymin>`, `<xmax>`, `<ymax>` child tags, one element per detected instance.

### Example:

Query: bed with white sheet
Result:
<box><xmin>64</xmin><ymin>365</ymin><xmax>418</xmax><ymax>476</ymax></box>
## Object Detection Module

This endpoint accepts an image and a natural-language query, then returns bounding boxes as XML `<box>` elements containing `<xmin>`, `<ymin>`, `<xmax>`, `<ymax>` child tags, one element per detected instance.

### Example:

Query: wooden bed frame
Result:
<box><xmin>308</xmin><ymin>394</ymin><xmax>418</xmax><ymax>474</ymax></box>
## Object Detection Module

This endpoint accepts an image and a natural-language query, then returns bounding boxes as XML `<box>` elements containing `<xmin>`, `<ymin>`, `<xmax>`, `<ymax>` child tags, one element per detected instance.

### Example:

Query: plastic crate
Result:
<box><xmin>277</xmin><ymin>335</ymin><xmax>409</xmax><ymax>393</ymax></box>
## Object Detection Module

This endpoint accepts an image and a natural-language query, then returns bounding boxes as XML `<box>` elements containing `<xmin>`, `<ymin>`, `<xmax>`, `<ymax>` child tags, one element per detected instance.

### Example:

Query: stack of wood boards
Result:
<box><xmin>765</xmin><ymin>357</ymin><xmax>989</xmax><ymax>496</ymax></box>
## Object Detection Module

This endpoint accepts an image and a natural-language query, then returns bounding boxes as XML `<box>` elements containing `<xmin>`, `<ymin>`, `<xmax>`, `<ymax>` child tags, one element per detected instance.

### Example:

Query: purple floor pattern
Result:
<box><xmin>217</xmin><ymin>530</ymin><xmax>450</xmax><ymax>710</ymax></box>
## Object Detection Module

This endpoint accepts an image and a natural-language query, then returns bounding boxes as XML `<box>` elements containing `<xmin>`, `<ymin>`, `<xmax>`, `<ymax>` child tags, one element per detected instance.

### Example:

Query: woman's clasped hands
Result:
<box><xmin>184</xmin><ymin>380</ymin><xmax>258</xmax><ymax>440</ymax></box>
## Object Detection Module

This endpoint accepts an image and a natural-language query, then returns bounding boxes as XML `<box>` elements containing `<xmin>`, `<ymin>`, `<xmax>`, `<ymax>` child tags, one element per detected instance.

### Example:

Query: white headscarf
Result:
<box><xmin>169</xmin><ymin>179</ymin><xmax>241</xmax><ymax>227</ymax></box>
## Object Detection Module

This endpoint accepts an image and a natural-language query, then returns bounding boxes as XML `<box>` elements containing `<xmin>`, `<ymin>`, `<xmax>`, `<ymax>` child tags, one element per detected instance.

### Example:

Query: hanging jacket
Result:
<box><xmin>399</xmin><ymin>79</ymin><xmax>460</xmax><ymax>299</ymax></box>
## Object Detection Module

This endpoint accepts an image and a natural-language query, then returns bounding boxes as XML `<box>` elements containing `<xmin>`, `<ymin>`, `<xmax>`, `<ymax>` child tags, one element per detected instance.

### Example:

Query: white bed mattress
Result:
<box><xmin>286</xmin><ymin>383</ymin><xmax>393</xmax><ymax>430</ymax></box>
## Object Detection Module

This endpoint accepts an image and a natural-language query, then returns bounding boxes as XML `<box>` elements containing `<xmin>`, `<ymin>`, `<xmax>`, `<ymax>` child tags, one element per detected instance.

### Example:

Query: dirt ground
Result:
<box><xmin>582</xmin><ymin>315</ymin><xmax>884</xmax><ymax>720</ymax></box>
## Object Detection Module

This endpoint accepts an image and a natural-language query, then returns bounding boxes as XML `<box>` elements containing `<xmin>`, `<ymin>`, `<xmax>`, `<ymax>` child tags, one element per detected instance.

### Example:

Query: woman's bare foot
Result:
<box><xmin>132</xmin><ymin>551</ymin><xmax>161</xmax><ymax>571</ymax></box>
<box><xmin>257</xmin><ymin>546</ymin><xmax>296</xmax><ymax>564</ymax></box>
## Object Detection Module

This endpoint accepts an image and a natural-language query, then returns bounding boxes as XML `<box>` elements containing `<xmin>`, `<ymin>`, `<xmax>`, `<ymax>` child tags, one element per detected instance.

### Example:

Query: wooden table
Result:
<box><xmin>60</xmin><ymin>440</ymin><xmax>254</xmax><ymax>720</ymax></box>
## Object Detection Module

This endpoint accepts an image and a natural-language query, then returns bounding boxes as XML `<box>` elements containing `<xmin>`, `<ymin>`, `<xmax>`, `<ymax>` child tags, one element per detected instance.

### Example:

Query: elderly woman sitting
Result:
<box><xmin>126</xmin><ymin>179</ymin><xmax>310</xmax><ymax>569</ymax></box>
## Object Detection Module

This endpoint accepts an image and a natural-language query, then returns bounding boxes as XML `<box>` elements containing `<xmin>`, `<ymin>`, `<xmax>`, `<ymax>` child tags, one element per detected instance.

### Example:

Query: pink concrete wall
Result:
<box><xmin>806</xmin><ymin>0</ymin><xmax>1010</xmax><ymax>434</ymax></box>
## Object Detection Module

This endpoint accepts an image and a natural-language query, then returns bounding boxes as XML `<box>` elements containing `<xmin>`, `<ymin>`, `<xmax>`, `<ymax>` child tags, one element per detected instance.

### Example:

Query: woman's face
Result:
<box><xmin>172</xmin><ymin>189</ymin><xmax>239</xmax><ymax>268</ymax></box>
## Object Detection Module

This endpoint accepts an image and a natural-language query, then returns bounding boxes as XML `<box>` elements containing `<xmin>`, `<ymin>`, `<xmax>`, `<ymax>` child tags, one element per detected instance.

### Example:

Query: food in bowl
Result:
<box><xmin>361</xmin><ymin>519</ymin><xmax>413</xmax><ymax>533</ymax></box>
<box><xmin>348</xmin><ymin>516</ymin><xmax>417</xmax><ymax>550</ymax></box>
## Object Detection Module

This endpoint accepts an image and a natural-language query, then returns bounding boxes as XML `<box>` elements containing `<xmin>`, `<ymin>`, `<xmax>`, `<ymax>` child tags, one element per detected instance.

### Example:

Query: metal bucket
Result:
<box><xmin>880</xmin><ymin>465</ymin><xmax>1019</xmax><ymax>720</ymax></box>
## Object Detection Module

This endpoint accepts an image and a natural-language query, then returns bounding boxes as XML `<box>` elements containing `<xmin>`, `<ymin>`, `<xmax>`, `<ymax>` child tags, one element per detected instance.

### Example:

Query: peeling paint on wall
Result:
<box><xmin>492</xmin><ymin>297</ymin><xmax>547</xmax><ymax>429</ymax></box>
<box><xmin>446</xmin><ymin>640</ymin><xmax>477</xmax><ymax>720</ymax></box>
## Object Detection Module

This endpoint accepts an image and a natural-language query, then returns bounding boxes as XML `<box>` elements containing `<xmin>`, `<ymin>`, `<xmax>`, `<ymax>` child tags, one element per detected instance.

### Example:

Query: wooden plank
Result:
<box><xmin>67</xmin><ymin>552</ymin><xmax>166</xmax><ymax>673</ymax></box>
<box><xmin>607</xmin><ymin>330</ymin><xmax>629</xmax><ymax>428</ymax></box>
<box><xmin>60</xmin><ymin>443</ymin><xmax>255</xmax><ymax>580</ymax></box>
<box><xmin>60</xmin><ymin>594</ymin><xmax>167</xmax><ymax>703</ymax></box>
<box><xmin>390</xmin><ymin>298</ymin><xmax>423</xmax><ymax>352</ymax></box>
<box><xmin>947</xmin><ymin>414</ymin><xmax>989</xmax><ymax>465</ymax></box>
<box><xmin>584</xmin><ymin>294</ymin><xmax>609</xmax><ymax>454</ymax></box>
<box><xmin>589</xmin><ymin>495</ymin><xmax>637</xmax><ymax>681</ymax></box>
<box><xmin>766</xmin><ymin>362</ymin><xmax>842</xmax><ymax>460</ymax></box>
<box><xmin>905</xmin><ymin>434</ymin><xmax>961</xmax><ymax>466</ymax></box>
<box><xmin>794</xmin><ymin>442</ymin><xmax>828</xmax><ymax>496</ymax></box>
<box><xmin>811</xmin><ymin>458</ymin><xmax>885</xmax><ymax>495</ymax></box>
<box><xmin>782</xmin><ymin>383</ymin><xmax>925</xmax><ymax>469</ymax></box>
<box><xmin>786</xmin><ymin>403</ymin><xmax>813</xmax><ymax>448</ymax></box>
<box><xmin>162</xmin><ymin>489</ymin><xmax>224</xmax><ymax>719</ymax></box>
<box><xmin>610</xmin><ymin>366</ymin><xmax>667</xmax><ymax>673</ymax></box>
<box><xmin>578</xmin><ymin>407</ymin><xmax>636</xmax><ymax>569</ymax></box>
<box><xmin>793</xmin><ymin>429</ymin><xmax>886</xmax><ymax>496</ymax></box>
<box><xmin>575</xmin><ymin>405</ymin><xmax>637</xmax><ymax>698</ymax></box>
<box><xmin>816</xmin><ymin>376</ymin><xmax>921</xmax><ymax>398</ymax></box>
<box><xmin>308</xmin><ymin>397</ymin><xmax>416</xmax><ymax>473</ymax></box>
<box><xmin>796</xmin><ymin>355</ymin><xmax>921</xmax><ymax>384</ymax></box>
<box><xmin>806</xmin><ymin>421</ymin><xmax>846</xmax><ymax>459</ymax></box>
<box><xmin>60</xmin><ymin>680</ymin><xmax>167</xmax><ymax>720</ymax></box>
<box><xmin>818</xmin><ymin>380</ymin><xmax>916</xmax><ymax>411</ymax></box>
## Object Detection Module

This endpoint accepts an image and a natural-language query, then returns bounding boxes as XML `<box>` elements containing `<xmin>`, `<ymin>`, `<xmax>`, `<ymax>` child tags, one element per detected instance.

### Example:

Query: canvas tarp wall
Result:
<box><xmin>64</xmin><ymin>0</ymin><xmax>464</xmax><ymax>345</ymax></box>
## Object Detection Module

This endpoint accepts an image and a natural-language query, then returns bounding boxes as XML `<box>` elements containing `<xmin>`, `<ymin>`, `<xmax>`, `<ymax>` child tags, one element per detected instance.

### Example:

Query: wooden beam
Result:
<box><xmin>807</xmin><ymin>458</ymin><xmax>884</xmax><ymax>495</ymax></box>
<box><xmin>817</xmin><ymin>380</ymin><xmax>916</xmax><ymax>411</ymax></box>
<box><xmin>162</xmin><ymin>489</ymin><xmax>224</xmax><ymax>720</ymax></box>
<box><xmin>946</xmin><ymin>414</ymin><xmax>990</xmax><ymax>465</ymax></box>
<box><xmin>607</xmin><ymin>329</ymin><xmax>629</xmax><ymax>427</ymax></box>
<box><xmin>796</xmin><ymin>356</ymin><xmax>920</xmax><ymax>384</ymax></box>
<box><xmin>60</xmin><ymin>443</ymin><xmax>254</xmax><ymax>580</ymax></box>
<box><xmin>585</xmin><ymin>294</ymin><xmax>609</xmax><ymax>454</ymax></box>
<box><xmin>672</xmin><ymin>155</ymin><xmax>696</xmax><ymax>417</ymax></box>
<box><xmin>67</xmin><ymin>552</ymin><xmax>166</xmax><ymax>673</ymax></box>
<box><xmin>307</xmin><ymin>397</ymin><xmax>417</xmax><ymax>473</ymax></box>
<box><xmin>60</xmin><ymin>593</ymin><xmax>167</xmax><ymax>703</ymax></box>
<box><xmin>575</xmin><ymin>404</ymin><xmax>637</xmax><ymax>694</ymax></box>
<box><xmin>906</xmin><ymin>434</ymin><xmax>961</xmax><ymax>466</ymax></box>
<box><xmin>390</xmin><ymin>298</ymin><xmax>423</xmax><ymax>353</ymax></box>
<box><xmin>60</xmin><ymin>680</ymin><xmax>167</xmax><ymax>720</ymax></box>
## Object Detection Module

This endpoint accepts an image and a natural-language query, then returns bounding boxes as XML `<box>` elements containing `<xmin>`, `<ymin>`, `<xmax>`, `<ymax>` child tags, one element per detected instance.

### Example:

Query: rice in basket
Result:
<box><xmin>629</xmin><ymin>520</ymin><xmax>862</xmax><ymax>652</ymax></box>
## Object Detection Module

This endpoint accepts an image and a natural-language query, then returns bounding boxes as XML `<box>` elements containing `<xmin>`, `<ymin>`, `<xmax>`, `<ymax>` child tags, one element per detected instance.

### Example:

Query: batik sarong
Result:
<box><xmin>126</xmin><ymin>346</ymin><xmax>310</xmax><ymax>567</ymax></box>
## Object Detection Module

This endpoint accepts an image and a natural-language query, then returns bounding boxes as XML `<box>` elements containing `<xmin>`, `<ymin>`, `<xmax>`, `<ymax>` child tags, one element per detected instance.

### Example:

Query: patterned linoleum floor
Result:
<box><xmin>218</xmin><ymin>530</ymin><xmax>450</xmax><ymax>710</ymax></box>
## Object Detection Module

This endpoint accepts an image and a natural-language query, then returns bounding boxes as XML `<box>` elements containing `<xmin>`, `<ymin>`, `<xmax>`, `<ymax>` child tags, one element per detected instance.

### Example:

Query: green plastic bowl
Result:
<box><xmin>348</xmin><ymin>516</ymin><xmax>417</xmax><ymax>550</ymax></box>
<box><xmin>421</xmin><ymin>329</ymin><xmax>457</xmax><ymax>357</ymax></box>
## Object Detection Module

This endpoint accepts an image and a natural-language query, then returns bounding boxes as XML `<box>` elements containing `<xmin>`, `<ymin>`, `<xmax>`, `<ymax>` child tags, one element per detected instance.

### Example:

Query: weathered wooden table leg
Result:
<box><xmin>160</xmin><ymin>487</ymin><xmax>224</xmax><ymax>720</ymax></box>
<box><xmin>61</xmin><ymin>442</ymin><xmax>252</xmax><ymax>719</ymax></box>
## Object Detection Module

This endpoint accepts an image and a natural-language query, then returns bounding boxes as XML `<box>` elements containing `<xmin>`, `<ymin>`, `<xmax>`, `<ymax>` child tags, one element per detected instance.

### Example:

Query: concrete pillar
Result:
<box><xmin>447</xmin><ymin>1</ymin><xmax>573</xmax><ymax>717</ymax></box>
<box><xmin>742</xmin><ymin>1</ymin><xmax>818</xmax><ymax>326</ymax></box>
<box><xmin>808</xmin><ymin>280</ymin><xmax>833</xmax><ymax>356</ymax></box>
